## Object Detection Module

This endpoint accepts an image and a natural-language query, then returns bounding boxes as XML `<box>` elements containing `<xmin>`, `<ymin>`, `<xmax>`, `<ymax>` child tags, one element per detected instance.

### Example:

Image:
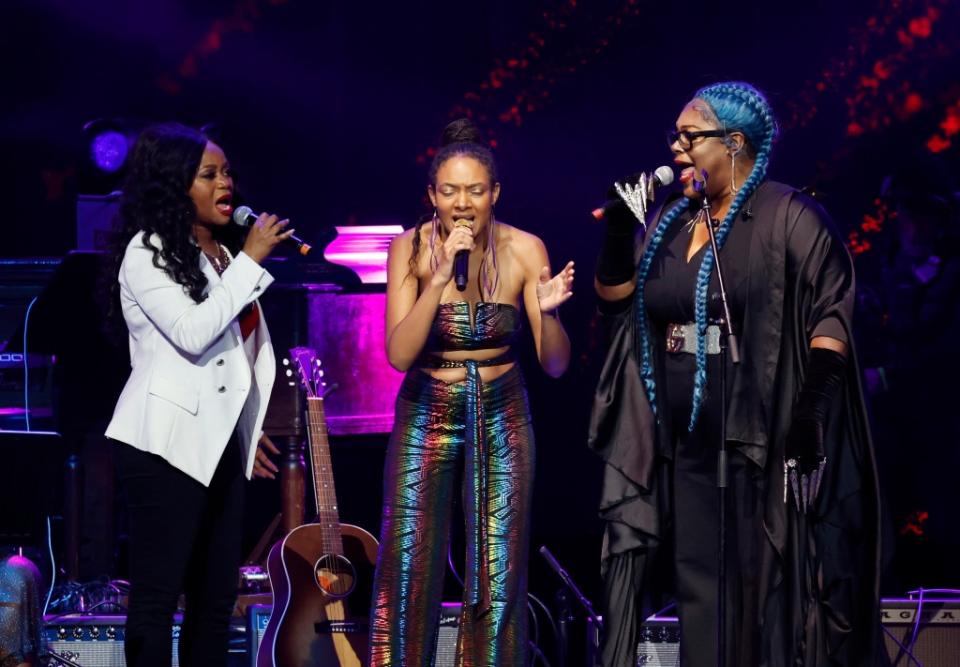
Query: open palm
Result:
<box><xmin>536</xmin><ymin>261</ymin><xmax>575</xmax><ymax>313</ymax></box>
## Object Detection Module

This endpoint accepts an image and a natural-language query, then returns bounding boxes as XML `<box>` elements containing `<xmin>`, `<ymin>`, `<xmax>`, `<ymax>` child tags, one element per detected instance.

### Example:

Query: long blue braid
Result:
<box><xmin>634</xmin><ymin>198</ymin><xmax>690</xmax><ymax>414</ymax></box>
<box><xmin>634</xmin><ymin>81</ymin><xmax>778</xmax><ymax>429</ymax></box>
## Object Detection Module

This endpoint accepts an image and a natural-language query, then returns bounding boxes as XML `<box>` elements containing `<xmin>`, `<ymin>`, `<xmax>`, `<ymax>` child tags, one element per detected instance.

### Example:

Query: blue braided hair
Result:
<box><xmin>634</xmin><ymin>197</ymin><xmax>691</xmax><ymax>414</ymax></box>
<box><xmin>634</xmin><ymin>81</ymin><xmax>779</xmax><ymax>430</ymax></box>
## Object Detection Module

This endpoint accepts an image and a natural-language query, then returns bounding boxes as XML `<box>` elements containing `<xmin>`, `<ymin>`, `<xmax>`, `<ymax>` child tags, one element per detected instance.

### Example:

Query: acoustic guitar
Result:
<box><xmin>258</xmin><ymin>347</ymin><xmax>379</xmax><ymax>667</ymax></box>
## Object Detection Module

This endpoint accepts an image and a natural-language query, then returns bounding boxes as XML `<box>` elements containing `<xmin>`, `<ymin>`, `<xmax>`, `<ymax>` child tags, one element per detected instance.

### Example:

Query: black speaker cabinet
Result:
<box><xmin>882</xmin><ymin>597</ymin><xmax>960</xmax><ymax>666</ymax></box>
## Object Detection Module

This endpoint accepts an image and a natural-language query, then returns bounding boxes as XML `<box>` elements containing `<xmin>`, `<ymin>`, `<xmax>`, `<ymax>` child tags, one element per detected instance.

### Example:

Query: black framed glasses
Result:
<box><xmin>667</xmin><ymin>129</ymin><xmax>727</xmax><ymax>151</ymax></box>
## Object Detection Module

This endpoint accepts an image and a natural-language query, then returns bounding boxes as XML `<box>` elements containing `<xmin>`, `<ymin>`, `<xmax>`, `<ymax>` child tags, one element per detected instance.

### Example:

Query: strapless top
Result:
<box><xmin>425</xmin><ymin>301</ymin><xmax>522</xmax><ymax>353</ymax></box>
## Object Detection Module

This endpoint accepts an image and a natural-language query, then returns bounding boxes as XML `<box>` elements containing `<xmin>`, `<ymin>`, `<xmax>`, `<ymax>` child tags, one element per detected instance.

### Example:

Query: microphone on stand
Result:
<box><xmin>232</xmin><ymin>205</ymin><xmax>313</xmax><ymax>256</ymax></box>
<box><xmin>453</xmin><ymin>218</ymin><xmax>473</xmax><ymax>291</ymax></box>
<box><xmin>591</xmin><ymin>165</ymin><xmax>675</xmax><ymax>221</ymax></box>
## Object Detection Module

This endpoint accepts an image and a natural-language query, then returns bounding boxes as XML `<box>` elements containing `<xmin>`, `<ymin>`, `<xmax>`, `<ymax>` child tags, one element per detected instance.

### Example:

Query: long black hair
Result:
<box><xmin>104</xmin><ymin>122</ymin><xmax>243</xmax><ymax>327</ymax></box>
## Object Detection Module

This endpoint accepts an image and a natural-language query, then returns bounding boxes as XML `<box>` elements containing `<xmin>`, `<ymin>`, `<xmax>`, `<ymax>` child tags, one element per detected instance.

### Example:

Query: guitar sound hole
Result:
<box><xmin>314</xmin><ymin>554</ymin><xmax>357</xmax><ymax>598</ymax></box>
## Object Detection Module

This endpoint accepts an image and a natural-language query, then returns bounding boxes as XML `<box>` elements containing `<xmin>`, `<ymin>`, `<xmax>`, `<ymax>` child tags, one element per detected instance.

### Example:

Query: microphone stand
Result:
<box><xmin>539</xmin><ymin>545</ymin><xmax>603</xmax><ymax>664</ymax></box>
<box><xmin>694</xmin><ymin>171</ymin><xmax>740</xmax><ymax>667</ymax></box>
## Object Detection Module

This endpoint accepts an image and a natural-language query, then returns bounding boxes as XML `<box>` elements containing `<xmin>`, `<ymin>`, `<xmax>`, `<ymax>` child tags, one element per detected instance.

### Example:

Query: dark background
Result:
<box><xmin>2</xmin><ymin>0</ymin><xmax>960</xmax><ymax>657</ymax></box>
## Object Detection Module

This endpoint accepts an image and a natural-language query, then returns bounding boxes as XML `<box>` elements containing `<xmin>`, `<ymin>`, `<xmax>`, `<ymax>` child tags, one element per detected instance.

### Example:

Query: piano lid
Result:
<box><xmin>322</xmin><ymin>225</ymin><xmax>404</xmax><ymax>285</ymax></box>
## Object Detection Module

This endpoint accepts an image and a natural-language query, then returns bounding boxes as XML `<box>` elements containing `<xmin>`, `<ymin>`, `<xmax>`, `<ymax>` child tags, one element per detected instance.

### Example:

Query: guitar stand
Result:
<box><xmin>245</xmin><ymin>513</ymin><xmax>283</xmax><ymax>568</ymax></box>
<box><xmin>238</xmin><ymin>434</ymin><xmax>306</xmax><ymax>610</ymax></box>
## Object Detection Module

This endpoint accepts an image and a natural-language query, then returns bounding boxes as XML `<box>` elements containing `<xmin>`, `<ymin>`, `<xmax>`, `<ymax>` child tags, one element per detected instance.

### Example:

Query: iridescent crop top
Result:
<box><xmin>425</xmin><ymin>301</ymin><xmax>522</xmax><ymax>353</ymax></box>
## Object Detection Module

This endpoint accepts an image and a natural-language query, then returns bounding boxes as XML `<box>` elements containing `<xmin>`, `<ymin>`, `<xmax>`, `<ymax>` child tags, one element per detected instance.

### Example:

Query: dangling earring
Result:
<box><xmin>430</xmin><ymin>208</ymin><xmax>440</xmax><ymax>243</ymax></box>
<box><xmin>487</xmin><ymin>208</ymin><xmax>496</xmax><ymax>252</ymax></box>
<box><xmin>429</xmin><ymin>208</ymin><xmax>440</xmax><ymax>272</ymax></box>
<box><xmin>484</xmin><ymin>208</ymin><xmax>500</xmax><ymax>300</ymax></box>
<box><xmin>730</xmin><ymin>152</ymin><xmax>740</xmax><ymax>194</ymax></box>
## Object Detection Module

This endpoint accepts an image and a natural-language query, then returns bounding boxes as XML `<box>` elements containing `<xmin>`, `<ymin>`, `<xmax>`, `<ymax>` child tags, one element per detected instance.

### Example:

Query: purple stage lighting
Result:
<box><xmin>323</xmin><ymin>224</ymin><xmax>404</xmax><ymax>284</ymax></box>
<box><xmin>89</xmin><ymin>130</ymin><xmax>128</xmax><ymax>173</ymax></box>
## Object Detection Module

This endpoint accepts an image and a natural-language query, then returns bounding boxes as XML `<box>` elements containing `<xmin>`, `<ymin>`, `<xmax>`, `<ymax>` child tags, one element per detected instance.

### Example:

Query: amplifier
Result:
<box><xmin>43</xmin><ymin>615</ymin><xmax>180</xmax><ymax>666</ymax></box>
<box><xmin>435</xmin><ymin>602</ymin><xmax>461</xmax><ymax>667</ymax></box>
<box><xmin>586</xmin><ymin>613</ymin><xmax>680</xmax><ymax>667</ymax></box>
<box><xmin>636</xmin><ymin>616</ymin><xmax>679</xmax><ymax>666</ymax></box>
<box><xmin>245</xmin><ymin>602</ymin><xmax>459</xmax><ymax>666</ymax></box>
<box><xmin>247</xmin><ymin>604</ymin><xmax>271</xmax><ymax>666</ymax></box>
<box><xmin>881</xmin><ymin>597</ymin><xmax>960</xmax><ymax>665</ymax></box>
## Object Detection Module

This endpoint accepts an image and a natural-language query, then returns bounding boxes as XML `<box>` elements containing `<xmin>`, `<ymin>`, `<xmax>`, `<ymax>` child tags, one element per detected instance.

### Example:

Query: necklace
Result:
<box><xmin>204</xmin><ymin>242</ymin><xmax>231</xmax><ymax>275</ymax></box>
<box><xmin>684</xmin><ymin>208</ymin><xmax>708</xmax><ymax>233</ymax></box>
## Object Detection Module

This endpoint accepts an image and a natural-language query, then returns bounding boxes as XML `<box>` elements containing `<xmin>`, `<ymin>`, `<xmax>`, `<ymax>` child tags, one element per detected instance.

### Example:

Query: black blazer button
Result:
<box><xmin>218</xmin><ymin>386</ymin><xmax>226</xmax><ymax>393</ymax></box>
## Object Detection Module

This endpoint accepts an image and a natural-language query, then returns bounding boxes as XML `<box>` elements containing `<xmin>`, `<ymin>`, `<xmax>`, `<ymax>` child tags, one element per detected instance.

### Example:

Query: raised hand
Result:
<box><xmin>242</xmin><ymin>212</ymin><xmax>296</xmax><ymax>264</ymax></box>
<box><xmin>536</xmin><ymin>261</ymin><xmax>575</xmax><ymax>314</ymax></box>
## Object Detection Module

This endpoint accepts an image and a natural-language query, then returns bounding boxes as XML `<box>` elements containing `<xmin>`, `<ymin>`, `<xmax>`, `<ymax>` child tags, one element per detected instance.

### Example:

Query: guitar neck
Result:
<box><xmin>306</xmin><ymin>396</ymin><xmax>344</xmax><ymax>556</ymax></box>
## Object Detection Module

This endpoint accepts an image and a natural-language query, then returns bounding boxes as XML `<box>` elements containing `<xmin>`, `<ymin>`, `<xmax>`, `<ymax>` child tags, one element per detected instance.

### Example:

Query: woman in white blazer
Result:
<box><xmin>104</xmin><ymin>123</ymin><xmax>294</xmax><ymax>667</ymax></box>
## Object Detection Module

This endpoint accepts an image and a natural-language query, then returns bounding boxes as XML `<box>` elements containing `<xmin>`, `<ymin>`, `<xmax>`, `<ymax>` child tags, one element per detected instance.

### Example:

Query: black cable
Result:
<box><xmin>527</xmin><ymin>592</ymin><xmax>559</xmax><ymax>646</ymax></box>
<box><xmin>448</xmin><ymin>541</ymin><xmax>556</xmax><ymax>666</ymax></box>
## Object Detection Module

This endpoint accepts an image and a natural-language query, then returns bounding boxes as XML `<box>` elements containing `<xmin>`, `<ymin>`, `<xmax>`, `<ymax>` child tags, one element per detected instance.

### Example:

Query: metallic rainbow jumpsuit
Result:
<box><xmin>369</xmin><ymin>301</ymin><xmax>534</xmax><ymax>666</ymax></box>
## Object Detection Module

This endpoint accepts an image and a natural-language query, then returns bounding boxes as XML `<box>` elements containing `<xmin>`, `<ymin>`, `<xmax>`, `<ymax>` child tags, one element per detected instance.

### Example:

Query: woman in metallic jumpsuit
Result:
<box><xmin>368</xmin><ymin>119</ymin><xmax>575</xmax><ymax>666</ymax></box>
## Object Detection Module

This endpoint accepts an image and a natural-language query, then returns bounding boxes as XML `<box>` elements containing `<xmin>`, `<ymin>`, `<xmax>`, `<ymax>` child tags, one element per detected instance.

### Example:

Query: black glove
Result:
<box><xmin>596</xmin><ymin>197</ymin><xmax>638</xmax><ymax>287</ymax></box>
<box><xmin>784</xmin><ymin>346</ymin><xmax>846</xmax><ymax>512</ymax></box>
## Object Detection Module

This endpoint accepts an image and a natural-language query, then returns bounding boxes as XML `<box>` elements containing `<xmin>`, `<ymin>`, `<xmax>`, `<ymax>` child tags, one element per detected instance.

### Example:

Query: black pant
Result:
<box><xmin>117</xmin><ymin>436</ymin><xmax>245</xmax><ymax>667</ymax></box>
<box><xmin>667</xmin><ymin>353</ymin><xmax>764</xmax><ymax>667</ymax></box>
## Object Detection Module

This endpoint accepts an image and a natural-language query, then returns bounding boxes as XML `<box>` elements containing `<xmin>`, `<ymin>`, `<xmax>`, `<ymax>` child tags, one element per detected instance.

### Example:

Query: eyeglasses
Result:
<box><xmin>667</xmin><ymin>129</ymin><xmax>727</xmax><ymax>151</ymax></box>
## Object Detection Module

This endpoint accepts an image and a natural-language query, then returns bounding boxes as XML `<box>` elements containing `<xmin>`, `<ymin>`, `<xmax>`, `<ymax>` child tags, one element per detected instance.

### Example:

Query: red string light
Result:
<box><xmin>155</xmin><ymin>0</ymin><xmax>290</xmax><ymax>95</ymax></box>
<box><xmin>900</xmin><ymin>510</ymin><xmax>929</xmax><ymax>537</ymax></box>
<box><xmin>416</xmin><ymin>0</ymin><xmax>644</xmax><ymax>164</ymax></box>
<box><xmin>926</xmin><ymin>95</ymin><xmax>960</xmax><ymax>153</ymax></box>
<box><xmin>778</xmin><ymin>0</ymin><xmax>957</xmax><ymax>255</ymax></box>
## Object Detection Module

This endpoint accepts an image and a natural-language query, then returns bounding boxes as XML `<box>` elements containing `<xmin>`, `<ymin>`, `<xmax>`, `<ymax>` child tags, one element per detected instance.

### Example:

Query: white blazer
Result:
<box><xmin>105</xmin><ymin>232</ymin><xmax>276</xmax><ymax>486</ymax></box>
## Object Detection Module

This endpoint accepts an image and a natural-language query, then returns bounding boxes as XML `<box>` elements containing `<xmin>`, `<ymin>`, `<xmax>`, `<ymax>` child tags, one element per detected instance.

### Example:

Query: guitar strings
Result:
<box><xmin>308</xmin><ymin>394</ymin><xmax>345</xmax><ymax>585</ymax></box>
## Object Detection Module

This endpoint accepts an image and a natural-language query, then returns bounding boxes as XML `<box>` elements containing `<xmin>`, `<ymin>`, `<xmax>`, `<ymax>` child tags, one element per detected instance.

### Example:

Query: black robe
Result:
<box><xmin>588</xmin><ymin>181</ymin><xmax>882</xmax><ymax>666</ymax></box>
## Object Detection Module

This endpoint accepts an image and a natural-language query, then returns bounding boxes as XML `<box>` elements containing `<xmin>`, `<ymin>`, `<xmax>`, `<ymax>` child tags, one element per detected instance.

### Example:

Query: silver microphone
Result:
<box><xmin>232</xmin><ymin>205</ymin><xmax>312</xmax><ymax>256</ymax></box>
<box><xmin>592</xmin><ymin>166</ymin><xmax>674</xmax><ymax>221</ymax></box>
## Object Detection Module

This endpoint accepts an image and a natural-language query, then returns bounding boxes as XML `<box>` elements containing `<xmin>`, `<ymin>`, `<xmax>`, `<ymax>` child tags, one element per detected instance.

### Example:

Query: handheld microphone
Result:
<box><xmin>592</xmin><ymin>165</ymin><xmax>674</xmax><ymax>221</ymax></box>
<box><xmin>232</xmin><ymin>205</ymin><xmax>312</xmax><ymax>256</ymax></box>
<box><xmin>453</xmin><ymin>219</ymin><xmax>472</xmax><ymax>291</ymax></box>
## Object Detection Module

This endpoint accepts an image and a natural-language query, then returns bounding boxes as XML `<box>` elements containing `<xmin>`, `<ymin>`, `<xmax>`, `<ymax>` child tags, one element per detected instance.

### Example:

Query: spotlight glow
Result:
<box><xmin>90</xmin><ymin>131</ymin><xmax>128</xmax><ymax>173</ymax></box>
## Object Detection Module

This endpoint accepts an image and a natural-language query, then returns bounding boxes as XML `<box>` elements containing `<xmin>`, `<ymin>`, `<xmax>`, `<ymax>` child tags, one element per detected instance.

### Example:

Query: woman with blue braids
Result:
<box><xmin>589</xmin><ymin>82</ymin><xmax>881</xmax><ymax>666</ymax></box>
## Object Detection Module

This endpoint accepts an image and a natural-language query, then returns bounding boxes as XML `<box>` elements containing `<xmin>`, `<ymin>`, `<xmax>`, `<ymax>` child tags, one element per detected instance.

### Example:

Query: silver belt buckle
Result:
<box><xmin>666</xmin><ymin>323</ymin><xmax>686</xmax><ymax>354</ymax></box>
<box><xmin>706</xmin><ymin>325</ymin><xmax>721</xmax><ymax>355</ymax></box>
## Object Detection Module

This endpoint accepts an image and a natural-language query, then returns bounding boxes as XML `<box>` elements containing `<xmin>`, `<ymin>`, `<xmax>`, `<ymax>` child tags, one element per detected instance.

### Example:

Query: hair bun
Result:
<box><xmin>440</xmin><ymin>118</ymin><xmax>484</xmax><ymax>148</ymax></box>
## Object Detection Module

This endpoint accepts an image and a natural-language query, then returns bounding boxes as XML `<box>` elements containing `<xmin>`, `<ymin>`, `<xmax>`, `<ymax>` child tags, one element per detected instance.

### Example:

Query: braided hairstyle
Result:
<box><xmin>105</xmin><ymin>123</ymin><xmax>237</xmax><ymax>328</ymax></box>
<box><xmin>634</xmin><ymin>82</ymin><xmax>778</xmax><ymax>429</ymax></box>
<box><xmin>410</xmin><ymin>118</ymin><xmax>501</xmax><ymax>298</ymax></box>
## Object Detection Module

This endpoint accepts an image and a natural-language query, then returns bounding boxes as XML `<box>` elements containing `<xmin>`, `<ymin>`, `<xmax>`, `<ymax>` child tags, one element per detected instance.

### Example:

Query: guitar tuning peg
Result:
<box><xmin>282</xmin><ymin>358</ymin><xmax>290</xmax><ymax>366</ymax></box>
<box><xmin>318</xmin><ymin>370</ymin><xmax>325</xmax><ymax>377</ymax></box>
<box><xmin>285</xmin><ymin>369</ymin><xmax>293</xmax><ymax>377</ymax></box>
